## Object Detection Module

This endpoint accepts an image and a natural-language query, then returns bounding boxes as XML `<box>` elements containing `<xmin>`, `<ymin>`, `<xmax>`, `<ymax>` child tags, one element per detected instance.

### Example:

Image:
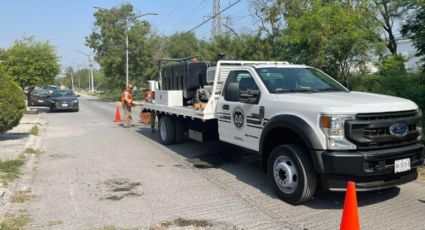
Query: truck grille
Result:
<box><xmin>346</xmin><ymin>110</ymin><xmax>421</xmax><ymax>150</ymax></box>
<box><xmin>356</xmin><ymin>110</ymin><xmax>418</xmax><ymax>121</ymax></box>
<box><xmin>364</xmin><ymin>124</ymin><xmax>416</xmax><ymax>137</ymax></box>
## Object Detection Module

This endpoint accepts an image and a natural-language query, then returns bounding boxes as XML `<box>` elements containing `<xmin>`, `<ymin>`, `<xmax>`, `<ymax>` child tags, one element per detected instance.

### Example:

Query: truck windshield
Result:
<box><xmin>255</xmin><ymin>67</ymin><xmax>348</xmax><ymax>93</ymax></box>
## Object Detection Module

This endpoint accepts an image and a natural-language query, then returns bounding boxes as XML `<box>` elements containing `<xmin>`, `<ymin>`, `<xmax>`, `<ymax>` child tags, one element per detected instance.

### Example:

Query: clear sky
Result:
<box><xmin>0</xmin><ymin>0</ymin><xmax>255</xmax><ymax>72</ymax></box>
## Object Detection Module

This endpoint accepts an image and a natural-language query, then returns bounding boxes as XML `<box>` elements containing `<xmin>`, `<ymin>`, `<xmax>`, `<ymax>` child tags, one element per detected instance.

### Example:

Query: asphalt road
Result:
<box><xmin>22</xmin><ymin>96</ymin><xmax>425</xmax><ymax>229</ymax></box>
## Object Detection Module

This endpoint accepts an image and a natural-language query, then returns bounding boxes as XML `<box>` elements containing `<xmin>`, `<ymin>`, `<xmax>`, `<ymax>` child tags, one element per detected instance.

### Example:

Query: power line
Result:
<box><xmin>168</xmin><ymin>0</ymin><xmax>207</xmax><ymax>34</ymax></box>
<box><xmin>178</xmin><ymin>0</ymin><xmax>208</xmax><ymax>27</ymax></box>
<box><xmin>157</xmin><ymin>1</ymin><xmax>185</xmax><ymax>28</ymax></box>
<box><xmin>187</xmin><ymin>0</ymin><xmax>243</xmax><ymax>33</ymax></box>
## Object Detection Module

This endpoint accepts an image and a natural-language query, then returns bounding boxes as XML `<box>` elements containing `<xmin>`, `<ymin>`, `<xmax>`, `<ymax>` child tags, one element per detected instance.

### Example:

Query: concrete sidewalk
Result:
<box><xmin>0</xmin><ymin>108</ymin><xmax>47</xmax><ymax>218</ymax></box>
<box><xmin>0</xmin><ymin>111</ymin><xmax>46</xmax><ymax>161</ymax></box>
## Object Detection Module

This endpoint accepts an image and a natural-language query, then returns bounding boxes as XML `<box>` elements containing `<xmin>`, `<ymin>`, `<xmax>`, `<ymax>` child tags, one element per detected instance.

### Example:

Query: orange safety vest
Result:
<box><xmin>121</xmin><ymin>89</ymin><xmax>133</xmax><ymax>108</ymax></box>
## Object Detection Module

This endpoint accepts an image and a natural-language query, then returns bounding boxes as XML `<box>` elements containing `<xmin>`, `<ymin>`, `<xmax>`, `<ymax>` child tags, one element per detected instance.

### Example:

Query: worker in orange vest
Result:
<box><xmin>121</xmin><ymin>84</ymin><xmax>134</xmax><ymax>128</ymax></box>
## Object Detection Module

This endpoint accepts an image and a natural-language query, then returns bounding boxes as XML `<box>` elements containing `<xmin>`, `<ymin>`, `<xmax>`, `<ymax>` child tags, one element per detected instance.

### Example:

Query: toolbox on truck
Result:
<box><xmin>161</xmin><ymin>61</ymin><xmax>211</xmax><ymax>101</ymax></box>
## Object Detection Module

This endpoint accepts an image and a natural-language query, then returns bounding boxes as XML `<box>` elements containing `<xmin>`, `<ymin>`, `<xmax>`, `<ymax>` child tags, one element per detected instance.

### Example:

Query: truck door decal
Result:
<box><xmin>233</xmin><ymin>107</ymin><xmax>244</xmax><ymax>128</ymax></box>
<box><xmin>218</xmin><ymin>112</ymin><xmax>232</xmax><ymax>123</ymax></box>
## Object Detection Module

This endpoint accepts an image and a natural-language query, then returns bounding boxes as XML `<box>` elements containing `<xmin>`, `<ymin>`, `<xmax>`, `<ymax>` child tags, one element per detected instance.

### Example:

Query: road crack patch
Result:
<box><xmin>101</xmin><ymin>178</ymin><xmax>142</xmax><ymax>201</ymax></box>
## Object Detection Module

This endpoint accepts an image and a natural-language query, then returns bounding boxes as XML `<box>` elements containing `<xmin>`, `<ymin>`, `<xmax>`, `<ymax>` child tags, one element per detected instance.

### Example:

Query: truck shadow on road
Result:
<box><xmin>136</xmin><ymin>125</ymin><xmax>400</xmax><ymax>209</ymax></box>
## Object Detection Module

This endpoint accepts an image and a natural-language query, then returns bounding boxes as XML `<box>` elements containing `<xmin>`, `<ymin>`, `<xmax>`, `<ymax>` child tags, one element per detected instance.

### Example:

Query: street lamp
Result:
<box><xmin>71</xmin><ymin>62</ymin><xmax>82</xmax><ymax>90</ymax></box>
<box><xmin>75</xmin><ymin>50</ymin><xmax>95</xmax><ymax>93</ymax></box>
<box><xmin>93</xmin><ymin>6</ymin><xmax>158</xmax><ymax>87</ymax></box>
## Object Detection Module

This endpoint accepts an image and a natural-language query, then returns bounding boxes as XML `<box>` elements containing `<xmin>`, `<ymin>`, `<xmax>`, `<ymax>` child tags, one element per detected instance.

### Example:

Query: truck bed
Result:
<box><xmin>141</xmin><ymin>102</ymin><xmax>216</xmax><ymax>120</ymax></box>
<box><xmin>141</xmin><ymin>60</ymin><xmax>290</xmax><ymax>121</ymax></box>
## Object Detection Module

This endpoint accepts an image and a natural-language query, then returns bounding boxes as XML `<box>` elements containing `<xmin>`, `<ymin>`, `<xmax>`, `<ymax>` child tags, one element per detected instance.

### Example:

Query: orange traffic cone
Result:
<box><xmin>114</xmin><ymin>106</ymin><xmax>121</xmax><ymax>122</ymax></box>
<box><xmin>340</xmin><ymin>181</ymin><xmax>360</xmax><ymax>230</ymax></box>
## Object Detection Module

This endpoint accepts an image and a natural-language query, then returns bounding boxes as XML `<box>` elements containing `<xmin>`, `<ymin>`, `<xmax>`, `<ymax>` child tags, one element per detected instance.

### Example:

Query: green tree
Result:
<box><xmin>402</xmin><ymin>1</ymin><xmax>425</xmax><ymax>70</ymax></box>
<box><xmin>380</xmin><ymin>54</ymin><xmax>406</xmax><ymax>76</ymax></box>
<box><xmin>201</xmin><ymin>33</ymin><xmax>276</xmax><ymax>61</ymax></box>
<box><xmin>55</xmin><ymin>67</ymin><xmax>74</xmax><ymax>89</ymax></box>
<box><xmin>283</xmin><ymin>1</ymin><xmax>382</xmax><ymax>80</ymax></box>
<box><xmin>163</xmin><ymin>32</ymin><xmax>199</xmax><ymax>58</ymax></box>
<box><xmin>0</xmin><ymin>71</ymin><xmax>26</xmax><ymax>133</ymax></box>
<box><xmin>369</xmin><ymin>0</ymin><xmax>410</xmax><ymax>56</ymax></box>
<box><xmin>86</xmin><ymin>3</ymin><xmax>158</xmax><ymax>89</ymax></box>
<box><xmin>2</xmin><ymin>37</ymin><xmax>60</xmax><ymax>94</ymax></box>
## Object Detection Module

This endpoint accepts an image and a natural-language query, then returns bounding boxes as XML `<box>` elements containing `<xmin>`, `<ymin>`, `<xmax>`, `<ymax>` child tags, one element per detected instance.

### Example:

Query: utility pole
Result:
<box><xmin>212</xmin><ymin>0</ymin><xmax>222</xmax><ymax>36</ymax></box>
<box><xmin>70</xmin><ymin>70</ymin><xmax>75</xmax><ymax>91</ymax></box>
<box><xmin>87</xmin><ymin>66</ymin><xmax>91</xmax><ymax>92</ymax></box>
<box><xmin>90</xmin><ymin>56</ymin><xmax>95</xmax><ymax>93</ymax></box>
<box><xmin>71</xmin><ymin>62</ymin><xmax>81</xmax><ymax>90</ymax></box>
<box><xmin>125</xmin><ymin>21</ymin><xmax>129</xmax><ymax>88</ymax></box>
<box><xmin>93</xmin><ymin>6</ymin><xmax>158</xmax><ymax>87</ymax></box>
<box><xmin>76</xmin><ymin>50</ymin><xmax>95</xmax><ymax>93</ymax></box>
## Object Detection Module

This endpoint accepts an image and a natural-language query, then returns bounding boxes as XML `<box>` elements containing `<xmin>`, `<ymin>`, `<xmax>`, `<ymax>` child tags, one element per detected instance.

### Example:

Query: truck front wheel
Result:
<box><xmin>158</xmin><ymin>116</ymin><xmax>176</xmax><ymax>145</ymax></box>
<box><xmin>268</xmin><ymin>145</ymin><xmax>317</xmax><ymax>204</ymax></box>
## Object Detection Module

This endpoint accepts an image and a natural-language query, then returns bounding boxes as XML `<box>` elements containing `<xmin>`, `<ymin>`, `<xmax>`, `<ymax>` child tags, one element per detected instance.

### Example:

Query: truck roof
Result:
<box><xmin>252</xmin><ymin>64</ymin><xmax>308</xmax><ymax>69</ymax></box>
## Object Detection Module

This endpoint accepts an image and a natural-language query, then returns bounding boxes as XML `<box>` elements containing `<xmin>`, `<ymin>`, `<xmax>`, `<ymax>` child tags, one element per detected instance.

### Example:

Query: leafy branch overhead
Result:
<box><xmin>1</xmin><ymin>37</ymin><xmax>60</xmax><ymax>92</ymax></box>
<box><xmin>82</xmin><ymin>1</ymin><xmax>424</xmax><ymax>92</ymax></box>
<box><xmin>86</xmin><ymin>4</ymin><xmax>159</xmax><ymax>89</ymax></box>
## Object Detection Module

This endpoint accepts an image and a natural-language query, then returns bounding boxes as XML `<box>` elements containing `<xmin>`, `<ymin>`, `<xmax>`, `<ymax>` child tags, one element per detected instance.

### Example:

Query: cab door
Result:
<box><xmin>217</xmin><ymin>70</ymin><xmax>263</xmax><ymax>151</ymax></box>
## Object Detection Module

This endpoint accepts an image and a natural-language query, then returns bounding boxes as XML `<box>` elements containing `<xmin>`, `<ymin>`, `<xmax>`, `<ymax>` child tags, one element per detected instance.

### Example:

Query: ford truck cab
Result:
<box><xmin>142</xmin><ymin>60</ymin><xmax>424</xmax><ymax>204</ymax></box>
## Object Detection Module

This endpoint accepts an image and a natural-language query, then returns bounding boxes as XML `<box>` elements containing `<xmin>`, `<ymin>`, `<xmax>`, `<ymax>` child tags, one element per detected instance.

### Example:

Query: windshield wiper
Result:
<box><xmin>274</xmin><ymin>88</ymin><xmax>319</xmax><ymax>93</ymax></box>
<box><xmin>317</xmin><ymin>88</ymin><xmax>343</xmax><ymax>92</ymax></box>
<box><xmin>290</xmin><ymin>88</ymin><xmax>319</xmax><ymax>93</ymax></box>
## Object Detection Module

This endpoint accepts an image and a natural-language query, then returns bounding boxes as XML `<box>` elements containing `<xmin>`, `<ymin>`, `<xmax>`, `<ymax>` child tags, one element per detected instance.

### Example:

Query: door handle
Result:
<box><xmin>222</xmin><ymin>104</ymin><xmax>230</xmax><ymax>110</ymax></box>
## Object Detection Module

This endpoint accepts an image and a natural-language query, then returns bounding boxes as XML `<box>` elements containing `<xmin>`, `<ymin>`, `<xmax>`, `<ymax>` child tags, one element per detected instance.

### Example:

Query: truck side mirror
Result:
<box><xmin>343</xmin><ymin>80</ymin><xmax>353</xmax><ymax>91</ymax></box>
<box><xmin>224</xmin><ymin>83</ymin><xmax>240</xmax><ymax>102</ymax></box>
<box><xmin>240</xmin><ymin>89</ymin><xmax>260</xmax><ymax>104</ymax></box>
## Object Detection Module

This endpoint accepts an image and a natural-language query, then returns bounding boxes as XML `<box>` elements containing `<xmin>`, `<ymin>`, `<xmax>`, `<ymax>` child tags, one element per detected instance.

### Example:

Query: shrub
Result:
<box><xmin>380</xmin><ymin>55</ymin><xmax>406</xmax><ymax>76</ymax></box>
<box><xmin>351</xmin><ymin>72</ymin><xmax>425</xmax><ymax>129</ymax></box>
<box><xmin>0</xmin><ymin>71</ymin><xmax>26</xmax><ymax>133</ymax></box>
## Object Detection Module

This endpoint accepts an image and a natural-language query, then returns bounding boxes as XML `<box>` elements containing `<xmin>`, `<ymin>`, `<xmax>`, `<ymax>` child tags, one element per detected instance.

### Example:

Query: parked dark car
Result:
<box><xmin>49</xmin><ymin>90</ymin><xmax>79</xmax><ymax>112</ymax></box>
<box><xmin>42</xmin><ymin>85</ymin><xmax>60</xmax><ymax>94</ymax></box>
<box><xmin>28</xmin><ymin>88</ymin><xmax>50</xmax><ymax>106</ymax></box>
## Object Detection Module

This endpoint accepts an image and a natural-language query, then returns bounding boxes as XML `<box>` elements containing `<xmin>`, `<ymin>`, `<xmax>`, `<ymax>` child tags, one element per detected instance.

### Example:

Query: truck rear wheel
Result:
<box><xmin>268</xmin><ymin>144</ymin><xmax>316</xmax><ymax>204</ymax></box>
<box><xmin>174</xmin><ymin>118</ymin><xmax>186</xmax><ymax>144</ymax></box>
<box><xmin>159</xmin><ymin>116</ymin><xmax>176</xmax><ymax>145</ymax></box>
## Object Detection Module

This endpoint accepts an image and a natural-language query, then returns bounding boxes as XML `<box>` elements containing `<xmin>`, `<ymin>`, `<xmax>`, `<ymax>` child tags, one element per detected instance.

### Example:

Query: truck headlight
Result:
<box><xmin>72</xmin><ymin>99</ymin><xmax>78</xmax><ymax>103</ymax></box>
<box><xmin>320</xmin><ymin>115</ymin><xmax>356</xmax><ymax>150</ymax></box>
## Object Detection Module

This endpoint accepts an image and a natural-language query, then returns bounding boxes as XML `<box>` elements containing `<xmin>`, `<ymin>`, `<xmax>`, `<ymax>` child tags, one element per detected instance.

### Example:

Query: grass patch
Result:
<box><xmin>95</xmin><ymin>226</ymin><xmax>118</xmax><ymax>230</ymax></box>
<box><xmin>18</xmin><ymin>209</ymin><xmax>27</xmax><ymax>213</ymax></box>
<box><xmin>47</xmin><ymin>220</ymin><xmax>64</xmax><ymax>226</ymax></box>
<box><xmin>0</xmin><ymin>214</ymin><xmax>31</xmax><ymax>230</ymax></box>
<box><xmin>23</xmin><ymin>147</ymin><xmax>43</xmax><ymax>156</ymax></box>
<box><xmin>150</xmin><ymin>218</ymin><xmax>213</xmax><ymax>230</ymax></box>
<box><xmin>92</xmin><ymin>225</ymin><xmax>140</xmax><ymax>230</ymax></box>
<box><xmin>0</xmin><ymin>159</ymin><xmax>25</xmax><ymax>185</ymax></box>
<box><xmin>10</xmin><ymin>189</ymin><xmax>32</xmax><ymax>203</ymax></box>
<box><xmin>29</xmin><ymin>125</ymin><xmax>39</xmax><ymax>136</ymax></box>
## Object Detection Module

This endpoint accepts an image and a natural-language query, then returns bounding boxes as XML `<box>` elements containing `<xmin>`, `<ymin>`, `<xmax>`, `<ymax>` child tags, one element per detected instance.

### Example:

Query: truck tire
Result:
<box><xmin>158</xmin><ymin>116</ymin><xmax>176</xmax><ymax>145</ymax></box>
<box><xmin>268</xmin><ymin>144</ymin><xmax>317</xmax><ymax>204</ymax></box>
<box><xmin>174</xmin><ymin>118</ymin><xmax>186</xmax><ymax>144</ymax></box>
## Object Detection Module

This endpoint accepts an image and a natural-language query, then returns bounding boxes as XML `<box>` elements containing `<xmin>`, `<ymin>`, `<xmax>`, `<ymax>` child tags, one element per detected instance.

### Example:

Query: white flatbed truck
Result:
<box><xmin>141</xmin><ymin>60</ymin><xmax>424</xmax><ymax>204</ymax></box>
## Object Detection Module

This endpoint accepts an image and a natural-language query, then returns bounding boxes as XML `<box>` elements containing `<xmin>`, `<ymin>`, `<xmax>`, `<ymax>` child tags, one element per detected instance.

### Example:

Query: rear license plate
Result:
<box><xmin>62</xmin><ymin>104</ymin><xmax>68</xmax><ymax>107</ymax></box>
<box><xmin>37</xmin><ymin>100</ymin><xmax>44</xmax><ymax>103</ymax></box>
<box><xmin>394</xmin><ymin>158</ymin><xmax>410</xmax><ymax>173</ymax></box>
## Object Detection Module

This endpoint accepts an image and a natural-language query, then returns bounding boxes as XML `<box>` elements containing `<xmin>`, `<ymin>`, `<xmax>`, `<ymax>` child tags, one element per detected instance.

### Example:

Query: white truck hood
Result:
<box><xmin>273</xmin><ymin>91</ymin><xmax>418</xmax><ymax>114</ymax></box>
